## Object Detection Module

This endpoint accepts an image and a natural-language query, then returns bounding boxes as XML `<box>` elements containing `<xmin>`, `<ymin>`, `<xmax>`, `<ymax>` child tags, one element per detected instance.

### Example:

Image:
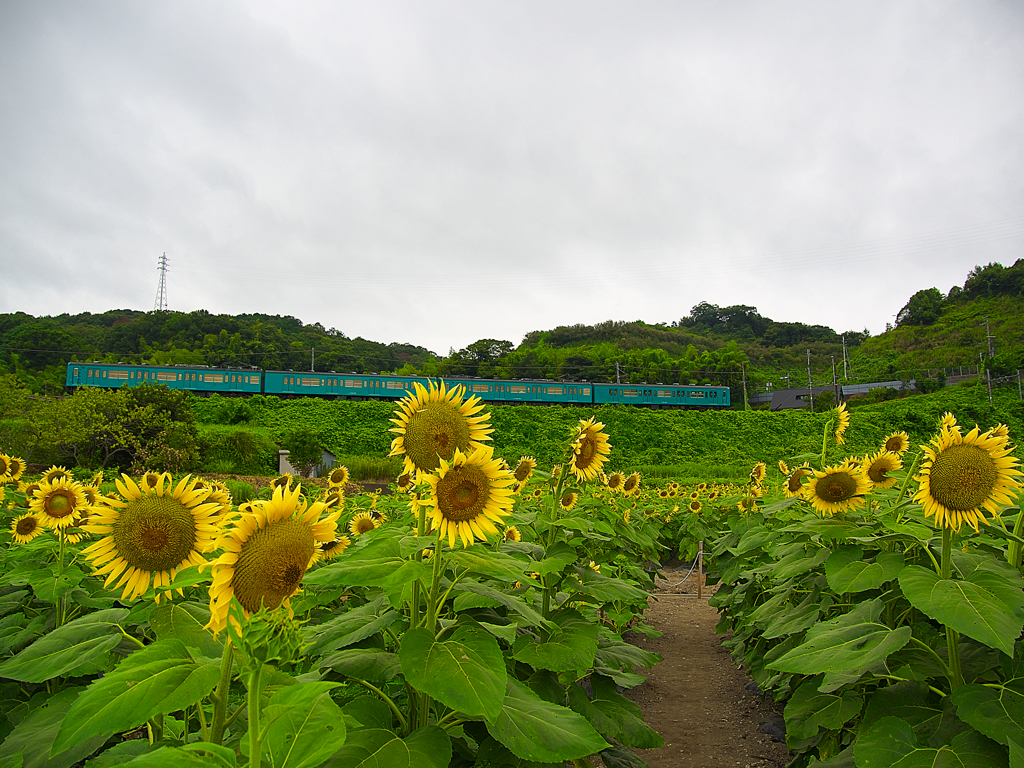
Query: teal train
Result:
<box><xmin>66</xmin><ymin>362</ymin><xmax>731</xmax><ymax>410</ymax></box>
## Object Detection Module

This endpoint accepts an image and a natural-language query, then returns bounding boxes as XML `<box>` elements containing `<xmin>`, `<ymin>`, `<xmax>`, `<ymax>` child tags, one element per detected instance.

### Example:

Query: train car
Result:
<box><xmin>440</xmin><ymin>377</ymin><xmax>593</xmax><ymax>406</ymax></box>
<box><xmin>263</xmin><ymin>371</ymin><xmax>426</xmax><ymax>400</ymax></box>
<box><xmin>592</xmin><ymin>382</ymin><xmax>731</xmax><ymax>409</ymax></box>
<box><xmin>65</xmin><ymin>362</ymin><xmax>262</xmax><ymax>395</ymax></box>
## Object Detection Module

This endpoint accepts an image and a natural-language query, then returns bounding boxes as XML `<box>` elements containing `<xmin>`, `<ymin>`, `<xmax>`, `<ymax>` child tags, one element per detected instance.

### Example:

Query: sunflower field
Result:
<box><xmin>0</xmin><ymin>383</ymin><xmax>672</xmax><ymax>768</ymax></box>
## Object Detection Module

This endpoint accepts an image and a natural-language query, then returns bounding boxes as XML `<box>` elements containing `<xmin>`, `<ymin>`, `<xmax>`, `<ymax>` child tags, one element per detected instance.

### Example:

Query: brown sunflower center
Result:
<box><xmin>867</xmin><ymin>459</ymin><xmax>895</xmax><ymax>483</ymax></box>
<box><xmin>403</xmin><ymin>401</ymin><xmax>472</xmax><ymax>473</ymax></box>
<box><xmin>817</xmin><ymin>471</ymin><xmax>857</xmax><ymax>503</ymax></box>
<box><xmin>884</xmin><ymin>437</ymin><xmax>904</xmax><ymax>453</ymax></box>
<box><xmin>0</xmin><ymin>458</ymin><xmax>8</xmax><ymax>475</ymax></box>
<box><xmin>112</xmin><ymin>496</ymin><xmax>198</xmax><ymax>572</ymax></box>
<box><xmin>231</xmin><ymin>518</ymin><xmax>314</xmax><ymax>613</ymax></box>
<box><xmin>143</xmin><ymin>474</ymin><xmax>160</xmax><ymax>488</ymax></box>
<box><xmin>927</xmin><ymin>444</ymin><xmax>998</xmax><ymax>512</ymax></box>
<box><xmin>574</xmin><ymin>434</ymin><xmax>598</xmax><ymax>470</ymax></box>
<box><xmin>436</xmin><ymin>464</ymin><xmax>490</xmax><ymax>523</ymax></box>
<box><xmin>787</xmin><ymin>469</ymin><xmax>810</xmax><ymax>493</ymax></box>
<box><xmin>44</xmin><ymin>490</ymin><xmax>76</xmax><ymax>519</ymax></box>
<box><xmin>514</xmin><ymin>463</ymin><xmax>533</xmax><ymax>482</ymax></box>
<box><xmin>329</xmin><ymin>469</ymin><xmax>346</xmax><ymax>484</ymax></box>
<box><xmin>352</xmin><ymin>516</ymin><xmax>376</xmax><ymax>534</ymax></box>
<box><xmin>16</xmin><ymin>516</ymin><xmax>37</xmax><ymax>535</ymax></box>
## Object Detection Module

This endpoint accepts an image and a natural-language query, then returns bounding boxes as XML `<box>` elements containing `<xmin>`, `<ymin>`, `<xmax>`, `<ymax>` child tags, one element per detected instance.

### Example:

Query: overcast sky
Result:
<box><xmin>2</xmin><ymin>1</ymin><xmax>1022</xmax><ymax>356</ymax></box>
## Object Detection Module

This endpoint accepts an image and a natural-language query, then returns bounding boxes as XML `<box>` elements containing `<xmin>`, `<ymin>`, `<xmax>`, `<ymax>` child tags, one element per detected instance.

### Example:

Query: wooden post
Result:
<box><xmin>697</xmin><ymin>540</ymin><xmax>704</xmax><ymax>599</ymax></box>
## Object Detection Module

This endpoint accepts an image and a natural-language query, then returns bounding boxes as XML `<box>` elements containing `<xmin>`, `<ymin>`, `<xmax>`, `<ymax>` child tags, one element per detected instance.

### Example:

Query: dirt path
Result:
<box><xmin>623</xmin><ymin>567</ymin><xmax>792</xmax><ymax>768</ymax></box>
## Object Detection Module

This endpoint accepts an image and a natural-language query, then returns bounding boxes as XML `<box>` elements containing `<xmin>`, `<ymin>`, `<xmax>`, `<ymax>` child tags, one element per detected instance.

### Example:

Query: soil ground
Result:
<box><xmin>621</xmin><ymin>565</ymin><xmax>793</xmax><ymax>768</ymax></box>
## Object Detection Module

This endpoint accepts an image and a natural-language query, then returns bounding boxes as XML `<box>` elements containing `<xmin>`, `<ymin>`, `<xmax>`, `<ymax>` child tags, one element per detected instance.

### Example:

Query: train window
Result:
<box><xmin>510</xmin><ymin>385</ymin><xmax>526</xmax><ymax>394</ymax></box>
<box><xmin>344</xmin><ymin>379</ymin><xmax>363</xmax><ymax>388</ymax></box>
<box><xmin>690</xmin><ymin>391</ymin><xmax>704</xmax><ymax>398</ymax></box>
<box><xmin>386</xmin><ymin>381</ymin><xmax>404</xmax><ymax>389</ymax></box>
<box><xmin>547</xmin><ymin>386</ymin><xmax>563</xmax><ymax>395</ymax></box>
<box><xmin>657</xmin><ymin>390</ymin><xmax>671</xmax><ymax>397</ymax></box>
<box><xmin>623</xmin><ymin>389</ymin><xmax>638</xmax><ymax>397</ymax></box>
<box><xmin>583</xmin><ymin>388</ymin><xmax>590</xmax><ymax>395</ymax></box>
<box><xmin>208</xmin><ymin>374</ymin><xmax>224</xmax><ymax>383</ymax></box>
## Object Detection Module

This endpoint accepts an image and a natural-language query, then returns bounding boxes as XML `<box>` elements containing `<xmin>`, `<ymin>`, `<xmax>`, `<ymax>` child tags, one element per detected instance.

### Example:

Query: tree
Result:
<box><xmin>281</xmin><ymin>428</ymin><xmax>323</xmax><ymax>478</ymax></box>
<box><xmin>896</xmin><ymin>288</ymin><xmax>944</xmax><ymax>327</ymax></box>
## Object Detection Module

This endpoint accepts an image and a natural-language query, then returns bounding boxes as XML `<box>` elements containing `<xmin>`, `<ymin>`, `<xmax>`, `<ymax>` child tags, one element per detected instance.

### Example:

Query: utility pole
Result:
<box><xmin>154</xmin><ymin>253</ymin><xmax>169</xmax><ymax>312</ymax></box>
<box><xmin>985</xmin><ymin>316</ymin><xmax>995</xmax><ymax>358</ymax></box>
<box><xmin>311</xmin><ymin>347</ymin><xmax>315</xmax><ymax>372</ymax></box>
<box><xmin>806</xmin><ymin>349</ymin><xmax>814</xmax><ymax>413</ymax></box>
<box><xmin>741</xmin><ymin>363</ymin><xmax>749</xmax><ymax>410</ymax></box>
<box><xmin>842</xmin><ymin>335</ymin><xmax>848</xmax><ymax>379</ymax></box>
<box><xmin>832</xmin><ymin>356</ymin><xmax>840</xmax><ymax>404</ymax></box>
<box><xmin>615</xmin><ymin>361</ymin><xmax>620</xmax><ymax>384</ymax></box>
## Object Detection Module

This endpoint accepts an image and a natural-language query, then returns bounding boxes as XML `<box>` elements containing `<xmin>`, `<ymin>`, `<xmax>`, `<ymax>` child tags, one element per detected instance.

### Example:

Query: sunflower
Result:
<box><xmin>559</xmin><ymin>491</ymin><xmax>579</xmax><ymax>511</ymax></box>
<box><xmin>503</xmin><ymin>526</ymin><xmax>521</xmax><ymax>542</ymax></box>
<box><xmin>30</xmin><ymin>478</ymin><xmax>88</xmax><ymax>530</ymax></box>
<box><xmin>321</xmin><ymin>490</ymin><xmax>345</xmax><ymax>510</ymax></box>
<box><xmin>421</xmin><ymin>445</ymin><xmax>515</xmax><ymax>548</ymax></box>
<box><xmin>10</xmin><ymin>512</ymin><xmax>45</xmax><ymax>544</ymax></box>
<box><xmin>803</xmin><ymin>464</ymin><xmax>871</xmax><ymax>516</ymax></box>
<box><xmin>349</xmin><ymin>512</ymin><xmax>378</xmax><ymax>537</ymax></box>
<box><xmin>605</xmin><ymin>472</ymin><xmax>625</xmax><ymax>492</ymax></box>
<box><xmin>622</xmin><ymin>472</ymin><xmax>641</xmax><ymax>496</ymax></box>
<box><xmin>316</xmin><ymin>535</ymin><xmax>351</xmax><ymax>561</ymax></box>
<box><xmin>326</xmin><ymin>466</ymin><xmax>350</xmax><ymax>488</ymax></box>
<box><xmin>140</xmin><ymin>471</ymin><xmax>169</xmax><ymax>493</ymax></box>
<box><xmin>272</xmin><ymin>474</ymin><xmax>294</xmax><ymax>491</ymax></box>
<box><xmin>778</xmin><ymin>460</ymin><xmax>790</xmax><ymax>475</ymax></box>
<box><xmin>834</xmin><ymin>403</ymin><xmax>850</xmax><ymax>445</ymax></box>
<box><xmin>861</xmin><ymin>450</ymin><xmax>902</xmax><ymax>489</ymax></box>
<box><xmin>688</xmin><ymin>499</ymin><xmax>702</xmax><ymax>514</ymax></box>
<box><xmin>623</xmin><ymin>509</ymin><xmax>631</xmax><ymax>524</ymax></box>
<box><xmin>737</xmin><ymin>495</ymin><xmax>759</xmax><ymax>513</ymax></box>
<box><xmin>19</xmin><ymin>481</ymin><xmax>42</xmax><ymax>500</ymax></box>
<box><xmin>532</xmin><ymin>488</ymin><xmax>544</xmax><ymax>500</ymax></box>
<box><xmin>41</xmin><ymin>466</ymin><xmax>72</xmax><ymax>484</ymax></box>
<box><xmin>940</xmin><ymin>412</ymin><xmax>958</xmax><ymax>430</ymax></box>
<box><xmin>657</xmin><ymin>489</ymin><xmax>669</xmax><ymax>499</ymax></box>
<box><xmin>882</xmin><ymin>432</ymin><xmax>910</xmax><ymax>454</ymax></box>
<box><xmin>749</xmin><ymin>462</ymin><xmax>767</xmax><ymax>484</ymax></box>
<box><xmin>914</xmin><ymin>423</ymin><xmax>1022</xmax><ymax>531</ymax></box>
<box><xmin>513</xmin><ymin>457</ymin><xmax>537</xmax><ymax>485</ymax></box>
<box><xmin>207</xmin><ymin>484</ymin><xmax>339</xmax><ymax>634</ymax></box>
<box><xmin>389</xmin><ymin>380</ymin><xmax>493</xmax><ymax>477</ymax></box>
<box><xmin>82</xmin><ymin>474</ymin><xmax>221</xmax><ymax>602</ymax></box>
<box><xmin>784</xmin><ymin>466</ymin><xmax>814</xmax><ymax>498</ymax></box>
<box><xmin>568</xmin><ymin>418</ymin><xmax>612</xmax><ymax>482</ymax></box>
<box><xmin>0</xmin><ymin>454</ymin><xmax>25</xmax><ymax>484</ymax></box>
<box><xmin>395</xmin><ymin>472</ymin><xmax>414</xmax><ymax>494</ymax></box>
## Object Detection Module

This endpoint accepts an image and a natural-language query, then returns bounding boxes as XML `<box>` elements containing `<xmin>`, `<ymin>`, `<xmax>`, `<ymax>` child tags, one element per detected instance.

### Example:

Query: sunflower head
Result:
<box><xmin>803</xmin><ymin>464</ymin><xmax>871</xmax><ymax>516</ymax></box>
<box><xmin>389</xmin><ymin>380</ymin><xmax>493</xmax><ymax>477</ymax></box>
<box><xmin>349</xmin><ymin>512</ymin><xmax>378</xmax><ymax>537</ymax></box>
<box><xmin>622</xmin><ymin>472</ymin><xmax>641</xmax><ymax>496</ymax></box>
<box><xmin>778</xmin><ymin>460</ymin><xmax>790</xmax><ymax>475</ymax></box>
<box><xmin>559</xmin><ymin>491</ymin><xmax>579</xmax><ymax>511</ymax></box>
<box><xmin>41</xmin><ymin>466</ymin><xmax>72</xmax><ymax>484</ymax></box>
<box><xmin>10</xmin><ymin>512</ymin><xmax>45</xmax><ymax>544</ymax></box>
<box><xmin>862</xmin><ymin>450</ymin><xmax>902</xmax><ymax>489</ymax></box>
<box><xmin>326</xmin><ymin>466</ymin><xmax>350</xmax><ymax>488</ymax></box>
<box><xmin>749</xmin><ymin>462</ymin><xmax>767</xmax><ymax>485</ymax></box>
<box><xmin>738</xmin><ymin>495</ymin><xmax>758</xmax><ymax>513</ymax></box>
<box><xmin>503</xmin><ymin>525</ymin><xmax>521</xmax><ymax>542</ymax></box>
<box><xmin>605</xmin><ymin>472</ymin><xmax>625</xmax><ymax>492</ymax></box>
<box><xmin>317</xmin><ymin>535</ymin><xmax>352</xmax><ymax>561</ymax></box>
<box><xmin>0</xmin><ymin>454</ymin><xmax>25</xmax><ymax>484</ymax></box>
<box><xmin>207</xmin><ymin>483</ymin><xmax>339</xmax><ymax>635</ymax></box>
<box><xmin>784</xmin><ymin>466</ymin><xmax>814</xmax><ymax>498</ymax></box>
<box><xmin>914</xmin><ymin>422</ymin><xmax>1022</xmax><ymax>531</ymax></box>
<box><xmin>688</xmin><ymin>499</ymin><xmax>702</xmax><ymax>514</ymax></box>
<box><xmin>140</xmin><ymin>471</ymin><xmax>169</xmax><ymax>494</ymax></box>
<box><xmin>513</xmin><ymin>457</ymin><xmax>537</xmax><ymax>484</ymax></box>
<box><xmin>882</xmin><ymin>431</ymin><xmax>910</xmax><ymax>454</ymax></box>
<box><xmin>82</xmin><ymin>474</ymin><xmax>223</xmax><ymax>603</ymax></box>
<box><xmin>272</xmin><ymin>474</ymin><xmax>294</xmax><ymax>491</ymax></box>
<box><xmin>322</xmin><ymin>490</ymin><xmax>345</xmax><ymax>509</ymax></box>
<box><xmin>30</xmin><ymin>477</ymin><xmax>88</xmax><ymax>530</ymax></box>
<box><xmin>833</xmin><ymin>403</ymin><xmax>851</xmax><ymax>445</ymax></box>
<box><xmin>422</xmin><ymin>444</ymin><xmax>515</xmax><ymax>548</ymax></box>
<box><xmin>568</xmin><ymin>418</ymin><xmax>612</xmax><ymax>482</ymax></box>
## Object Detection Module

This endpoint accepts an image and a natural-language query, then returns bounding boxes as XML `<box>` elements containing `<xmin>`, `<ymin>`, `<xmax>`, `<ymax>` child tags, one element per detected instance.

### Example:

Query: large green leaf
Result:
<box><xmin>951</xmin><ymin>678</ymin><xmax>1024</xmax><ymax>748</ymax></box>
<box><xmin>303</xmin><ymin>557</ymin><xmax>405</xmax><ymax>588</ymax></box>
<box><xmin>447</xmin><ymin>550</ymin><xmax>528</xmax><ymax>582</ymax></box>
<box><xmin>325</xmin><ymin>726</ymin><xmax>451</xmax><ymax>768</ymax></box>
<box><xmin>566</xmin><ymin>675</ymin><xmax>662</xmax><ymax>749</ymax></box>
<box><xmin>770</xmin><ymin>547</ymin><xmax>830</xmax><ymax>581</ymax></box>
<box><xmin>861</xmin><ymin>681</ymin><xmax>944</xmax><ymax>741</ymax></box>
<box><xmin>899</xmin><ymin>565</ymin><xmax>1024</xmax><ymax>656</ymax></box>
<box><xmin>0</xmin><ymin>608</ymin><xmax>129</xmax><ymax>683</ymax></box>
<box><xmin>149</xmin><ymin>602</ymin><xmax>223</xmax><ymax>658</ymax></box>
<box><xmin>453</xmin><ymin>580</ymin><xmax>547</xmax><ymax>628</ymax></box>
<box><xmin>567</xmin><ymin>569</ymin><xmax>648</xmax><ymax>603</ymax></box>
<box><xmin>767</xmin><ymin>599</ymin><xmax>912</xmax><ymax>676</ymax></box>
<box><xmin>512</xmin><ymin>610</ymin><xmax>598</xmax><ymax>673</ymax></box>
<box><xmin>783</xmin><ymin>677</ymin><xmax>863</xmax><ymax>743</ymax></box>
<box><xmin>263</xmin><ymin>682</ymin><xmax>346</xmax><ymax>768</ymax></box>
<box><xmin>0</xmin><ymin>687</ymin><xmax>109</xmax><ymax>768</ymax></box>
<box><xmin>762</xmin><ymin>591</ymin><xmax>828</xmax><ymax>640</ymax></box>
<box><xmin>854</xmin><ymin>716</ymin><xmax>1007</xmax><ymax>768</ymax></box>
<box><xmin>399</xmin><ymin>626</ymin><xmax>506</xmax><ymax>721</ymax></box>
<box><xmin>826</xmin><ymin>547</ymin><xmax>904</xmax><ymax>594</ymax></box>
<box><xmin>487</xmin><ymin>678</ymin><xmax>610</xmax><ymax>763</ymax></box>
<box><xmin>305</xmin><ymin>596</ymin><xmax>398</xmax><ymax>656</ymax></box>
<box><xmin>52</xmin><ymin>639</ymin><xmax>221</xmax><ymax>754</ymax></box>
<box><xmin>318</xmin><ymin>649</ymin><xmax>401</xmax><ymax>683</ymax></box>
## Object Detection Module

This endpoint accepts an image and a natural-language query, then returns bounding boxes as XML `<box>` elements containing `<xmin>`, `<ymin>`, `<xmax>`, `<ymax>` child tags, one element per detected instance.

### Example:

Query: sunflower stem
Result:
<box><xmin>894</xmin><ymin>451</ymin><xmax>922</xmax><ymax>509</ymax></box>
<box><xmin>425</xmin><ymin>528</ymin><xmax>444</xmax><ymax>632</ymax></box>
<box><xmin>542</xmin><ymin>468</ymin><xmax>569</xmax><ymax>618</ymax></box>
<box><xmin>208</xmin><ymin>639</ymin><xmax>235</xmax><ymax>746</ymax></box>
<box><xmin>941</xmin><ymin>527</ymin><xmax>964</xmax><ymax>690</ymax></box>
<box><xmin>247</xmin><ymin>665</ymin><xmax>263</xmax><ymax>768</ymax></box>
<box><xmin>353</xmin><ymin>679</ymin><xmax>408</xmax><ymax>733</ymax></box>
<box><xmin>196</xmin><ymin>700</ymin><xmax>209</xmax><ymax>742</ymax></box>
<box><xmin>1008</xmin><ymin>508</ymin><xmax>1024</xmax><ymax>571</ymax></box>
<box><xmin>412</xmin><ymin>492</ymin><xmax>426</xmax><ymax>629</ymax></box>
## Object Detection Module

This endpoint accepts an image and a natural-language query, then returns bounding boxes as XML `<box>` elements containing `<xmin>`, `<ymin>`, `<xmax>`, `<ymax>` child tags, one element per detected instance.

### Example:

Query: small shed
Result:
<box><xmin>278</xmin><ymin>448</ymin><xmax>337</xmax><ymax>478</ymax></box>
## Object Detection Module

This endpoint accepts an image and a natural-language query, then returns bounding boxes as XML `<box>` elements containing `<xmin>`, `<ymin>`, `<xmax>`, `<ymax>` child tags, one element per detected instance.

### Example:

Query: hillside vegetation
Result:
<box><xmin>2</xmin><ymin>261</ymin><xmax>1023</xmax><ymax>401</ymax></box>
